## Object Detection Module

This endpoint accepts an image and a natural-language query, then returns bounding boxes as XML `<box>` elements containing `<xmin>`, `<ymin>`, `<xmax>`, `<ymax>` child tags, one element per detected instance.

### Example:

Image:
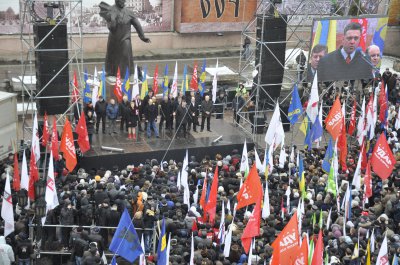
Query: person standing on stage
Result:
<box><xmin>201</xmin><ymin>95</ymin><xmax>213</xmax><ymax>132</ymax></box>
<box><xmin>86</xmin><ymin>110</ymin><xmax>95</xmax><ymax>146</ymax></box>
<box><xmin>106</xmin><ymin>98</ymin><xmax>119</xmax><ymax>135</ymax></box>
<box><xmin>176</xmin><ymin>99</ymin><xmax>189</xmax><ymax>138</ymax></box>
<box><xmin>119</xmin><ymin>95</ymin><xmax>130</xmax><ymax>132</ymax></box>
<box><xmin>145</xmin><ymin>99</ymin><xmax>159</xmax><ymax>138</ymax></box>
<box><xmin>188</xmin><ymin>96</ymin><xmax>199</xmax><ymax>132</ymax></box>
<box><xmin>159</xmin><ymin>95</ymin><xmax>172</xmax><ymax>133</ymax></box>
<box><xmin>233</xmin><ymin>92</ymin><xmax>245</xmax><ymax>126</ymax></box>
<box><xmin>94</xmin><ymin>96</ymin><xmax>107</xmax><ymax>134</ymax></box>
<box><xmin>127</xmin><ymin>101</ymin><xmax>139</xmax><ymax>140</ymax></box>
<box><xmin>134</xmin><ymin>94</ymin><xmax>144</xmax><ymax>132</ymax></box>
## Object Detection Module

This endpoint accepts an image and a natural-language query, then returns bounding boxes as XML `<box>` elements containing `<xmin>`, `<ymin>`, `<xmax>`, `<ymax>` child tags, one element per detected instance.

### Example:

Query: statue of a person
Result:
<box><xmin>99</xmin><ymin>0</ymin><xmax>150</xmax><ymax>77</ymax></box>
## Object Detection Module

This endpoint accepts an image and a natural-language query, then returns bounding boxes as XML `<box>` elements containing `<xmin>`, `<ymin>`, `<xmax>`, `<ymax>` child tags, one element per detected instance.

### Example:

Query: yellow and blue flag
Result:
<box><xmin>393</xmin><ymin>255</ymin><xmax>398</xmax><ymax>265</ymax></box>
<box><xmin>122</xmin><ymin>67</ymin><xmax>131</xmax><ymax>100</ymax></box>
<box><xmin>288</xmin><ymin>84</ymin><xmax>303</xmax><ymax>125</ymax></box>
<box><xmin>313</xmin><ymin>20</ymin><xmax>337</xmax><ymax>53</ymax></box>
<box><xmin>181</xmin><ymin>64</ymin><xmax>188</xmax><ymax>94</ymax></box>
<box><xmin>199</xmin><ymin>58</ymin><xmax>207</xmax><ymax>97</ymax></box>
<box><xmin>141</xmin><ymin>66</ymin><xmax>148</xmax><ymax>100</ymax></box>
<box><xmin>98</xmin><ymin>67</ymin><xmax>106</xmax><ymax>100</ymax></box>
<box><xmin>322</xmin><ymin>138</ymin><xmax>333</xmax><ymax>173</ymax></box>
<box><xmin>310</xmin><ymin>113</ymin><xmax>323</xmax><ymax>142</ymax></box>
<box><xmin>304</xmin><ymin>119</ymin><xmax>312</xmax><ymax>151</ymax></box>
<box><xmin>162</xmin><ymin>64</ymin><xmax>169</xmax><ymax>96</ymax></box>
<box><xmin>83</xmin><ymin>68</ymin><xmax>91</xmax><ymax>104</ymax></box>
<box><xmin>157</xmin><ymin>217</ymin><xmax>167</xmax><ymax>265</ymax></box>
<box><xmin>372</xmin><ymin>17</ymin><xmax>388</xmax><ymax>57</ymax></box>
<box><xmin>109</xmin><ymin>208</ymin><xmax>143</xmax><ymax>263</ymax></box>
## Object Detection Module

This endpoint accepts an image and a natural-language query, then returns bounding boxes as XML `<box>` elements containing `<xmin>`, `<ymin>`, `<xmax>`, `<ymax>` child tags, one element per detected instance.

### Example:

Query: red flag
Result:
<box><xmin>28</xmin><ymin>149</ymin><xmax>39</xmax><ymax>200</ymax></box>
<box><xmin>325</xmin><ymin>97</ymin><xmax>343</xmax><ymax>141</ymax></box>
<box><xmin>270</xmin><ymin>240</ymin><xmax>280</xmax><ymax>265</ymax></box>
<box><xmin>371</xmin><ymin>133</ymin><xmax>396</xmax><ymax>180</ymax></box>
<box><xmin>365</xmin><ymin>159</ymin><xmax>373</xmax><ymax>199</ymax></box>
<box><xmin>199</xmin><ymin>174</ymin><xmax>208</xmax><ymax>211</ymax></box>
<box><xmin>351</xmin><ymin>18</ymin><xmax>368</xmax><ymax>51</ymax></box>
<box><xmin>75</xmin><ymin>114</ymin><xmax>90</xmax><ymax>153</ymax></box>
<box><xmin>153</xmin><ymin>64</ymin><xmax>159</xmax><ymax>95</ymax></box>
<box><xmin>293</xmin><ymin>237</ymin><xmax>308</xmax><ymax>265</ymax></box>
<box><xmin>72</xmin><ymin>70</ymin><xmax>79</xmax><ymax>103</ymax></box>
<box><xmin>41</xmin><ymin>113</ymin><xmax>49</xmax><ymax>147</ymax></box>
<box><xmin>361</xmin><ymin>140</ymin><xmax>368</xmax><ymax>170</ymax></box>
<box><xmin>236</xmin><ymin>164</ymin><xmax>263</xmax><ymax>210</ymax></box>
<box><xmin>191</xmin><ymin>220</ymin><xmax>198</xmax><ymax>232</ymax></box>
<box><xmin>271</xmin><ymin>212</ymin><xmax>299</xmax><ymax>264</ymax></box>
<box><xmin>59</xmin><ymin>119</ymin><xmax>77</xmax><ymax>172</ymax></box>
<box><xmin>113</xmin><ymin>67</ymin><xmax>123</xmax><ymax>102</ymax></box>
<box><xmin>379</xmin><ymin>82</ymin><xmax>388</xmax><ymax>125</ymax></box>
<box><xmin>311</xmin><ymin>230</ymin><xmax>324</xmax><ymax>265</ymax></box>
<box><xmin>190</xmin><ymin>64</ymin><xmax>198</xmax><ymax>91</ymax></box>
<box><xmin>12</xmin><ymin>153</ymin><xmax>20</xmax><ymax>191</ymax></box>
<box><xmin>338</xmin><ymin>117</ymin><xmax>348</xmax><ymax>171</ymax></box>
<box><xmin>348</xmin><ymin>98</ymin><xmax>357</xmax><ymax>135</ymax></box>
<box><xmin>51</xmin><ymin>117</ymin><xmax>59</xmax><ymax>161</ymax></box>
<box><xmin>241</xmin><ymin>199</ymin><xmax>261</xmax><ymax>254</ymax></box>
<box><xmin>205</xmin><ymin>167</ymin><xmax>218</xmax><ymax>224</ymax></box>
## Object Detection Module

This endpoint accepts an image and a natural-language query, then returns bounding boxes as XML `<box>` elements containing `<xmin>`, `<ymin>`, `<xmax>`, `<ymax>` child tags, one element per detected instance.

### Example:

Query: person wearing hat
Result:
<box><xmin>94</xmin><ymin>95</ymin><xmax>107</xmax><ymax>134</ymax></box>
<box><xmin>60</xmin><ymin>199</ymin><xmax>76</xmax><ymax>251</ymax></box>
<box><xmin>0</xmin><ymin>236</ymin><xmax>14</xmax><ymax>265</ymax></box>
<box><xmin>15</xmin><ymin>232</ymin><xmax>33</xmax><ymax>264</ymax></box>
<box><xmin>81</xmin><ymin>242</ymin><xmax>102</xmax><ymax>265</ymax></box>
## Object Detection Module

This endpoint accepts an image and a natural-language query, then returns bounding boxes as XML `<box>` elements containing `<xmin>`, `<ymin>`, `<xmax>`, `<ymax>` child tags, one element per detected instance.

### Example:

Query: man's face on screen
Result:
<box><xmin>343</xmin><ymin>29</ymin><xmax>361</xmax><ymax>54</ymax></box>
<box><xmin>368</xmin><ymin>46</ymin><xmax>381</xmax><ymax>66</ymax></box>
<box><xmin>310</xmin><ymin>51</ymin><xmax>326</xmax><ymax>70</ymax></box>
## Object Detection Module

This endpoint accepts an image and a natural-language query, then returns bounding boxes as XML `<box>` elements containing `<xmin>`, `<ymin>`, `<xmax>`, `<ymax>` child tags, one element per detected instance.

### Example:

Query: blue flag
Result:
<box><xmin>298</xmin><ymin>154</ymin><xmax>304</xmax><ymax>177</ymax></box>
<box><xmin>162</xmin><ymin>64</ymin><xmax>169</xmax><ymax>96</ymax></box>
<box><xmin>83</xmin><ymin>68</ymin><xmax>91</xmax><ymax>104</ymax></box>
<box><xmin>157</xmin><ymin>218</ymin><xmax>167</xmax><ymax>265</ymax></box>
<box><xmin>100</xmin><ymin>67</ymin><xmax>106</xmax><ymax>100</ymax></box>
<box><xmin>109</xmin><ymin>208</ymin><xmax>143</xmax><ymax>263</ymax></box>
<box><xmin>288</xmin><ymin>84</ymin><xmax>303</xmax><ymax>125</ymax></box>
<box><xmin>304</xmin><ymin>120</ymin><xmax>312</xmax><ymax>151</ymax></box>
<box><xmin>322</xmin><ymin>138</ymin><xmax>333</xmax><ymax>173</ymax></box>
<box><xmin>393</xmin><ymin>255</ymin><xmax>399</xmax><ymax>265</ymax></box>
<box><xmin>311</xmin><ymin>114</ymin><xmax>323</xmax><ymax>142</ymax></box>
<box><xmin>199</xmin><ymin>58</ymin><xmax>207</xmax><ymax>96</ymax></box>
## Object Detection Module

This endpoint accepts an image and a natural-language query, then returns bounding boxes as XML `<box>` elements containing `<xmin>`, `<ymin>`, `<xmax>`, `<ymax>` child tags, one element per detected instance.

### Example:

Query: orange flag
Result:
<box><xmin>199</xmin><ymin>174</ymin><xmax>208</xmax><ymax>211</ymax></box>
<box><xmin>325</xmin><ymin>97</ymin><xmax>343</xmax><ymax>141</ymax></box>
<box><xmin>12</xmin><ymin>153</ymin><xmax>20</xmax><ymax>191</ymax></box>
<box><xmin>153</xmin><ymin>64</ymin><xmax>159</xmax><ymax>95</ymax></box>
<box><xmin>371</xmin><ymin>133</ymin><xmax>396</xmax><ymax>180</ymax></box>
<box><xmin>75</xmin><ymin>114</ymin><xmax>90</xmax><ymax>153</ymax></box>
<box><xmin>60</xmin><ymin>119</ymin><xmax>77</xmax><ymax>172</ymax></box>
<box><xmin>51</xmin><ymin>117</ymin><xmax>59</xmax><ymax>161</ymax></box>
<box><xmin>311</xmin><ymin>230</ymin><xmax>324</xmax><ymax>265</ymax></box>
<box><xmin>241</xmin><ymin>199</ymin><xmax>262</xmax><ymax>254</ymax></box>
<box><xmin>236</xmin><ymin>164</ymin><xmax>262</xmax><ymax>210</ymax></box>
<box><xmin>28</xmin><ymin>149</ymin><xmax>39</xmax><ymax>200</ymax></box>
<box><xmin>205</xmin><ymin>167</ymin><xmax>218</xmax><ymax>224</ymax></box>
<box><xmin>293</xmin><ymin>237</ymin><xmax>308</xmax><ymax>265</ymax></box>
<box><xmin>271</xmin><ymin>212</ymin><xmax>300</xmax><ymax>264</ymax></box>
<box><xmin>72</xmin><ymin>70</ymin><xmax>79</xmax><ymax>103</ymax></box>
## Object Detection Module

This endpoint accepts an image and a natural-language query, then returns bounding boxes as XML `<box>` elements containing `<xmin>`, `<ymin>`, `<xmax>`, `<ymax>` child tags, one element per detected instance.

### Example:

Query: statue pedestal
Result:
<box><xmin>394</xmin><ymin>59</ymin><xmax>400</xmax><ymax>72</ymax></box>
<box><xmin>105</xmin><ymin>76</ymin><xmax>116</xmax><ymax>100</ymax></box>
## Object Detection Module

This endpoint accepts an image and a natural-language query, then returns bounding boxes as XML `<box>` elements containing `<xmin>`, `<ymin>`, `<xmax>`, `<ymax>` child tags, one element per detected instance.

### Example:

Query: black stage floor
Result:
<box><xmin>78</xmin><ymin>112</ymin><xmax>254</xmax><ymax>169</ymax></box>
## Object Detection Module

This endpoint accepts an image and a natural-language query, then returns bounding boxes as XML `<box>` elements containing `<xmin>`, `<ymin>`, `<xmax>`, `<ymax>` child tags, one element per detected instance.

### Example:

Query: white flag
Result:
<box><xmin>265</xmin><ymin>102</ymin><xmax>285</xmax><ymax>149</ymax></box>
<box><xmin>45</xmin><ymin>150</ymin><xmax>59</xmax><ymax>213</ymax></box>
<box><xmin>193</xmin><ymin>185</ymin><xmax>199</xmax><ymax>206</ymax></box>
<box><xmin>166</xmin><ymin>233</ymin><xmax>171</xmax><ymax>265</ymax></box>
<box><xmin>1</xmin><ymin>173</ymin><xmax>14</xmax><ymax>236</ymax></box>
<box><xmin>171</xmin><ymin>61</ymin><xmax>178</xmax><ymax>98</ymax></box>
<box><xmin>140</xmin><ymin>234</ymin><xmax>146</xmax><ymax>265</ymax></box>
<box><xmin>278</xmin><ymin>142</ymin><xmax>287</xmax><ymax>169</ymax></box>
<box><xmin>262</xmin><ymin>182</ymin><xmax>270</xmax><ymax>219</ymax></box>
<box><xmin>223</xmin><ymin>221</ymin><xmax>234</xmax><ymax>257</ymax></box>
<box><xmin>226</xmin><ymin>199</ymin><xmax>231</xmax><ymax>215</ymax></box>
<box><xmin>395</xmin><ymin>107</ymin><xmax>400</xmax><ymax>130</ymax></box>
<box><xmin>356</xmin><ymin>97</ymin><xmax>366</xmax><ymax>145</ymax></box>
<box><xmin>212</xmin><ymin>59</ymin><xmax>218</xmax><ymax>103</ymax></box>
<box><xmin>239</xmin><ymin>139</ymin><xmax>249</xmax><ymax>173</ymax></box>
<box><xmin>218</xmin><ymin>201</ymin><xmax>226</xmax><ymax>244</ymax></box>
<box><xmin>190</xmin><ymin>233</ymin><xmax>195</xmax><ymax>265</ymax></box>
<box><xmin>261</xmin><ymin>148</ymin><xmax>268</xmax><ymax>174</ymax></box>
<box><xmin>131</xmin><ymin>64</ymin><xmax>139</xmax><ymax>99</ymax></box>
<box><xmin>290</xmin><ymin>146</ymin><xmax>295</xmax><ymax>163</ymax></box>
<box><xmin>181</xmin><ymin>150</ymin><xmax>190</xmax><ymax>206</ymax></box>
<box><xmin>92</xmin><ymin>66</ymin><xmax>99</xmax><ymax>107</ymax></box>
<box><xmin>376</xmin><ymin>234</ymin><xmax>388</xmax><ymax>265</ymax></box>
<box><xmin>177</xmin><ymin>171</ymin><xmax>181</xmax><ymax>191</ymax></box>
<box><xmin>369</xmin><ymin>88</ymin><xmax>378</xmax><ymax>140</ymax></box>
<box><xmin>326</xmin><ymin>208</ymin><xmax>332</xmax><ymax>230</ymax></box>
<box><xmin>286</xmin><ymin>185</ymin><xmax>291</xmax><ymax>214</ymax></box>
<box><xmin>21</xmin><ymin>150</ymin><xmax>29</xmax><ymax>191</ymax></box>
<box><xmin>352</xmin><ymin>144</ymin><xmax>364</xmax><ymax>191</ymax></box>
<box><xmin>254</xmin><ymin>148</ymin><xmax>263</xmax><ymax>173</ymax></box>
<box><xmin>247</xmin><ymin>239</ymin><xmax>253</xmax><ymax>265</ymax></box>
<box><xmin>306</xmin><ymin>71</ymin><xmax>319</xmax><ymax>123</ymax></box>
<box><xmin>316</xmin><ymin>104</ymin><xmax>323</xmax><ymax>146</ymax></box>
<box><xmin>32</xmin><ymin>111</ymin><xmax>40</xmax><ymax>161</ymax></box>
<box><xmin>370</xmin><ymin>229</ymin><xmax>375</xmax><ymax>253</ymax></box>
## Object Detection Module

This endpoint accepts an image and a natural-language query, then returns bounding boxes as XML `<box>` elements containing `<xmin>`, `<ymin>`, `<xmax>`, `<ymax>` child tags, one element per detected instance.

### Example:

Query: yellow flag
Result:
<box><xmin>327</xmin><ymin>20</ymin><xmax>337</xmax><ymax>53</ymax></box>
<box><xmin>299</xmin><ymin>115</ymin><xmax>309</xmax><ymax>136</ymax></box>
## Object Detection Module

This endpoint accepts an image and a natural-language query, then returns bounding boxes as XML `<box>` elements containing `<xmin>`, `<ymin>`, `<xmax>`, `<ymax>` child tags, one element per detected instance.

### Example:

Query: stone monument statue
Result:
<box><xmin>99</xmin><ymin>0</ymin><xmax>150</xmax><ymax>77</ymax></box>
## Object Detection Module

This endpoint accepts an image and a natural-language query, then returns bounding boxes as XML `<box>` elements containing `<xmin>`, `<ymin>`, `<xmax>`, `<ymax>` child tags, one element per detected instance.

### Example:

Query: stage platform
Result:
<box><xmin>78</xmin><ymin>112</ymin><xmax>254</xmax><ymax>170</ymax></box>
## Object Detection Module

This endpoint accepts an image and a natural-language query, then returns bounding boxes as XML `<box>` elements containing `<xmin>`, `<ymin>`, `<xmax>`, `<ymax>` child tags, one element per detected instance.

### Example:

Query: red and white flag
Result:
<box><xmin>293</xmin><ymin>237</ymin><xmax>308</xmax><ymax>265</ymax></box>
<box><xmin>32</xmin><ymin>111</ymin><xmax>40</xmax><ymax>161</ymax></box>
<box><xmin>348</xmin><ymin>98</ymin><xmax>357</xmax><ymax>135</ymax></box>
<box><xmin>171</xmin><ymin>61</ymin><xmax>178</xmax><ymax>97</ymax></box>
<box><xmin>364</xmin><ymin>159</ymin><xmax>373</xmax><ymax>199</ymax></box>
<box><xmin>12</xmin><ymin>153</ymin><xmax>20</xmax><ymax>191</ymax></box>
<box><xmin>153</xmin><ymin>64</ymin><xmax>159</xmax><ymax>95</ymax></box>
<box><xmin>60</xmin><ymin>119</ymin><xmax>77</xmax><ymax>172</ymax></box>
<box><xmin>51</xmin><ymin>117</ymin><xmax>59</xmax><ymax>161</ymax></box>
<box><xmin>45</xmin><ymin>150</ymin><xmax>59</xmax><ymax>212</ymax></box>
<box><xmin>1</xmin><ymin>173</ymin><xmax>14</xmax><ymax>237</ymax></box>
<box><xmin>42</xmin><ymin>112</ymin><xmax>49</xmax><ymax>147</ymax></box>
<box><xmin>75</xmin><ymin>114</ymin><xmax>90</xmax><ymax>153</ymax></box>
<box><xmin>371</xmin><ymin>133</ymin><xmax>396</xmax><ymax>180</ymax></box>
<box><xmin>325</xmin><ymin>97</ymin><xmax>343</xmax><ymax>141</ymax></box>
<box><xmin>71</xmin><ymin>70</ymin><xmax>79</xmax><ymax>103</ymax></box>
<box><xmin>356</xmin><ymin>97</ymin><xmax>366</xmax><ymax>145</ymax></box>
<box><xmin>190</xmin><ymin>63</ymin><xmax>198</xmax><ymax>91</ymax></box>
<box><xmin>20</xmin><ymin>150</ymin><xmax>29</xmax><ymax>192</ymax></box>
<box><xmin>306</xmin><ymin>71</ymin><xmax>319</xmax><ymax>123</ymax></box>
<box><xmin>376</xmin><ymin>234</ymin><xmax>388</xmax><ymax>265</ymax></box>
<box><xmin>113</xmin><ymin>67</ymin><xmax>123</xmax><ymax>102</ymax></box>
<box><xmin>338</xmin><ymin>102</ymin><xmax>347</xmax><ymax>171</ymax></box>
<box><xmin>140</xmin><ymin>235</ymin><xmax>146</xmax><ymax>265</ymax></box>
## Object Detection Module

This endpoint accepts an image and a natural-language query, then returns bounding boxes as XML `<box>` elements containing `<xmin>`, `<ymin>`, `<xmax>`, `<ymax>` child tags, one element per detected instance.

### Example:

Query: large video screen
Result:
<box><xmin>307</xmin><ymin>16</ymin><xmax>389</xmax><ymax>82</ymax></box>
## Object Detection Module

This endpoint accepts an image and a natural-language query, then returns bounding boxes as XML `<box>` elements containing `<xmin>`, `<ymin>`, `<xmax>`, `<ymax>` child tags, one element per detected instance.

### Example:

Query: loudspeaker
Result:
<box><xmin>254</xmin><ymin>115</ymin><xmax>265</xmax><ymax>134</ymax></box>
<box><xmin>34</xmin><ymin>23</ymin><xmax>69</xmax><ymax>115</ymax></box>
<box><xmin>253</xmin><ymin>15</ymin><xmax>287</xmax><ymax>108</ymax></box>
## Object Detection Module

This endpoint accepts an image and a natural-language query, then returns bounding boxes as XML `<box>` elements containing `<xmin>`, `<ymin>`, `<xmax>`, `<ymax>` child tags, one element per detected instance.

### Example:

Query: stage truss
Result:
<box><xmin>19</xmin><ymin>0</ymin><xmax>83</xmax><ymax>142</ymax></box>
<box><xmin>236</xmin><ymin>0</ymin><xmax>391</xmax><ymax>148</ymax></box>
